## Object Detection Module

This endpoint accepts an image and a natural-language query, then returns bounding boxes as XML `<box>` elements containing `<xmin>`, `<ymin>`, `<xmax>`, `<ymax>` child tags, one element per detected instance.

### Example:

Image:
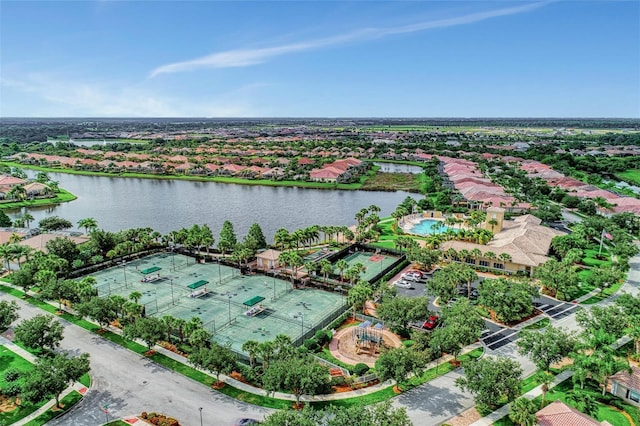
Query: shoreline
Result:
<box><xmin>0</xmin><ymin>188</ymin><xmax>77</xmax><ymax>211</ymax></box>
<box><xmin>0</xmin><ymin>161</ymin><xmax>423</xmax><ymax>194</ymax></box>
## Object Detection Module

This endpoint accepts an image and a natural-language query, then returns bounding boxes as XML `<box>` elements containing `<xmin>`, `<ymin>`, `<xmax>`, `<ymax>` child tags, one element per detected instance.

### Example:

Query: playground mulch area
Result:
<box><xmin>84</xmin><ymin>253</ymin><xmax>345</xmax><ymax>356</ymax></box>
<box><xmin>329</xmin><ymin>325</ymin><xmax>402</xmax><ymax>367</ymax></box>
<box><xmin>335</xmin><ymin>251</ymin><xmax>399</xmax><ymax>282</ymax></box>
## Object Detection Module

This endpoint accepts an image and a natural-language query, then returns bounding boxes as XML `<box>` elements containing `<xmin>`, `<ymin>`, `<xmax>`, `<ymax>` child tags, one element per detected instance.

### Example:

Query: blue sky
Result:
<box><xmin>1</xmin><ymin>1</ymin><xmax>638</xmax><ymax>117</ymax></box>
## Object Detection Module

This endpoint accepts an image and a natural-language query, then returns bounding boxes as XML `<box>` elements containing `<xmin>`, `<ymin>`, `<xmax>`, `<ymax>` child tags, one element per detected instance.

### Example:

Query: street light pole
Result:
<box><xmin>199</xmin><ymin>407</ymin><xmax>203</xmax><ymax>426</ymax></box>
<box><xmin>121</xmin><ymin>261</ymin><xmax>127</xmax><ymax>287</ymax></box>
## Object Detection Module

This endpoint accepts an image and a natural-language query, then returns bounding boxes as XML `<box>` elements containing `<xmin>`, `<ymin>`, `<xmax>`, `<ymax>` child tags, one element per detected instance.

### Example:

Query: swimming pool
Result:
<box><xmin>408</xmin><ymin>219</ymin><xmax>454</xmax><ymax>236</ymax></box>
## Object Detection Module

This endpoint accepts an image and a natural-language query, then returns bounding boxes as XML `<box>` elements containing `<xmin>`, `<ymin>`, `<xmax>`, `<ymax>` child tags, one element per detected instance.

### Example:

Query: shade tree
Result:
<box><xmin>21</xmin><ymin>352</ymin><xmax>90</xmax><ymax>408</ymax></box>
<box><xmin>14</xmin><ymin>314</ymin><xmax>64</xmax><ymax>353</ymax></box>
<box><xmin>455</xmin><ymin>356</ymin><xmax>523</xmax><ymax>409</ymax></box>
<box><xmin>516</xmin><ymin>325</ymin><xmax>576</xmax><ymax>373</ymax></box>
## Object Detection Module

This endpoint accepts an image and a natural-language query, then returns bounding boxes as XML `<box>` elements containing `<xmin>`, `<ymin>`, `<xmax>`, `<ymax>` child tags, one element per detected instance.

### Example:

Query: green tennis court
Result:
<box><xmin>334</xmin><ymin>250</ymin><xmax>399</xmax><ymax>282</ymax></box>
<box><xmin>83</xmin><ymin>252</ymin><xmax>346</xmax><ymax>357</ymax></box>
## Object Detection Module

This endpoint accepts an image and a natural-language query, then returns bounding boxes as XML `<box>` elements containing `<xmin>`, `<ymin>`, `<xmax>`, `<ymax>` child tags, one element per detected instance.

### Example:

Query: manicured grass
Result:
<box><xmin>23</xmin><ymin>390</ymin><xmax>83</xmax><ymax>426</ymax></box>
<box><xmin>105</xmin><ymin>421</ymin><xmax>130</xmax><ymax>426</ymax></box>
<box><xmin>522</xmin><ymin>317</ymin><xmax>550</xmax><ymax>330</ymax></box>
<box><xmin>0</xmin><ymin>348</ymin><xmax>41</xmax><ymax>425</ymax></box>
<box><xmin>581</xmin><ymin>280</ymin><xmax>625</xmax><ymax>305</ymax></box>
<box><xmin>0</xmin><ymin>345</ymin><xmax>32</xmax><ymax>387</ymax></box>
<box><xmin>79</xmin><ymin>372</ymin><xmax>91</xmax><ymax>387</ymax></box>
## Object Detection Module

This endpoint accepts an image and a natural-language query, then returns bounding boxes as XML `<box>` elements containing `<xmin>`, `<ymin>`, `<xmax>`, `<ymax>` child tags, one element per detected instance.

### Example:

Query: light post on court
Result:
<box><xmin>218</xmin><ymin>258</ymin><xmax>222</xmax><ymax>285</ymax></box>
<box><xmin>199</xmin><ymin>407</ymin><xmax>203</xmax><ymax>426</ymax></box>
<box><xmin>293</xmin><ymin>311</ymin><xmax>304</xmax><ymax>338</ymax></box>
<box><xmin>120</xmin><ymin>261</ymin><xmax>127</xmax><ymax>287</ymax></box>
<box><xmin>170</xmin><ymin>279</ymin><xmax>175</xmax><ymax>305</ymax></box>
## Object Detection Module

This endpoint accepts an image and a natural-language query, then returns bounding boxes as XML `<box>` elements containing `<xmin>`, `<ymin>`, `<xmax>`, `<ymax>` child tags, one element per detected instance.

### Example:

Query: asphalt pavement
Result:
<box><xmin>0</xmin><ymin>293</ymin><xmax>272</xmax><ymax>426</ymax></box>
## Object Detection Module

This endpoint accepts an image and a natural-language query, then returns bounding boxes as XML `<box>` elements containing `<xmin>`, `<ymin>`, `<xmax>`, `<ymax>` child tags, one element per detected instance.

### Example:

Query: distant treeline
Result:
<box><xmin>0</xmin><ymin>117</ymin><xmax>639</xmax><ymax>145</ymax></box>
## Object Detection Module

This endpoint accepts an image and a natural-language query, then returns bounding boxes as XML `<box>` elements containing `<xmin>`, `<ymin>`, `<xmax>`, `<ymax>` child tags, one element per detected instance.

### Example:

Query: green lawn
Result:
<box><xmin>0</xmin><ymin>346</ymin><xmax>43</xmax><ymax>425</ymax></box>
<box><xmin>581</xmin><ymin>280</ymin><xmax>625</xmax><ymax>304</ymax></box>
<box><xmin>0</xmin><ymin>189</ymin><xmax>77</xmax><ymax>210</ymax></box>
<box><xmin>522</xmin><ymin>318</ymin><xmax>550</xmax><ymax>330</ymax></box>
<box><xmin>23</xmin><ymin>391</ymin><xmax>83</xmax><ymax>426</ymax></box>
<box><xmin>616</xmin><ymin>169</ymin><xmax>640</xmax><ymax>186</ymax></box>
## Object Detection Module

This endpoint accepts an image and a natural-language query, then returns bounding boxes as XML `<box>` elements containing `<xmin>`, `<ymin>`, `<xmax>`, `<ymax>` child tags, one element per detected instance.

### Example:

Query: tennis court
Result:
<box><xmin>84</xmin><ymin>252</ymin><xmax>346</xmax><ymax>356</ymax></box>
<box><xmin>335</xmin><ymin>251</ymin><xmax>399</xmax><ymax>282</ymax></box>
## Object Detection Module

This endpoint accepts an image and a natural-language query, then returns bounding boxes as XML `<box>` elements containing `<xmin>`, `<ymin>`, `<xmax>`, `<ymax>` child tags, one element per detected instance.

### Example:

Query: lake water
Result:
<box><xmin>11</xmin><ymin>172</ymin><xmax>413</xmax><ymax>241</ymax></box>
<box><xmin>373</xmin><ymin>162</ymin><xmax>424</xmax><ymax>174</ymax></box>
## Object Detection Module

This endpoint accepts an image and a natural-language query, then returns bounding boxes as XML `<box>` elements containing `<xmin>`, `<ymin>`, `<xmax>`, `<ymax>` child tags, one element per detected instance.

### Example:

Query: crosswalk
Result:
<box><xmin>479</xmin><ymin>300</ymin><xmax>580</xmax><ymax>350</ymax></box>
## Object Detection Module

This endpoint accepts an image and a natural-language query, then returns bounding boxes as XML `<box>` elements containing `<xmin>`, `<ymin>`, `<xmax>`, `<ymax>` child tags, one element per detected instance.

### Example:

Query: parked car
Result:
<box><xmin>402</xmin><ymin>273</ymin><xmax>420</xmax><ymax>282</ymax></box>
<box><xmin>407</xmin><ymin>270</ymin><xmax>423</xmax><ymax>278</ymax></box>
<box><xmin>394</xmin><ymin>280</ymin><xmax>412</xmax><ymax>288</ymax></box>
<box><xmin>234</xmin><ymin>419</ymin><xmax>260</xmax><ymax>426</ymax></box>
<box><xmin>422</xmin><ymin>315</ymin><xmax>438</xmax><ymax>330</ymax></box>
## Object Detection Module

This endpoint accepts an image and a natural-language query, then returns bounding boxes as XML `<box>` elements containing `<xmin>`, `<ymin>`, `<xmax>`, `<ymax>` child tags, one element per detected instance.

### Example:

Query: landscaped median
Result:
<box><xmin>0</xmin><ymin>281</ymin><xmax>484</xmax><ymax>410</ymax></box>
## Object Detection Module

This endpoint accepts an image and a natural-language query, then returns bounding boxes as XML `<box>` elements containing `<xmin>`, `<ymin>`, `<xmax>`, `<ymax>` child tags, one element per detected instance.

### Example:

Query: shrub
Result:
<box><xmin>304</xmin><ymin>338</ymin><xmax>320</xmax><ymax>352</ymax></box>
<box><xmin>314</xmin><ymin>330</ymin><xmax>332</xmax><ymax>346</ymax></box>
<box><xmin>354</xmin><ymin>363</ymin><xmax>370</xmax><ymax>376</ymax></box>
<box><xmin>330</xmin><ymin>375</ymin><xmax>346</xmax><ymax>387</ymax></box>
<box><xmin>4</xmin><ymin>368</ymin><xmax>21</xmax><ymax>382</ymax></box>
<box><xmin>4</xmin><ymin>382</ymin><xmax>21</xmax><ymax>397</ymax></box>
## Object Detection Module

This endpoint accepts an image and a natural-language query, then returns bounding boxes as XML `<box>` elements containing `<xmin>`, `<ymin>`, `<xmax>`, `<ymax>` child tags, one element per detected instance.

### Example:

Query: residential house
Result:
<box><xmin>536</xmin><ymin>400</ymin><xmax>611</xmax><ymax>426</ymax></box>
<box><xmin>610</xmin><ymin>365</ymin><xmax>640</xmax><ymax>407</ymax></box>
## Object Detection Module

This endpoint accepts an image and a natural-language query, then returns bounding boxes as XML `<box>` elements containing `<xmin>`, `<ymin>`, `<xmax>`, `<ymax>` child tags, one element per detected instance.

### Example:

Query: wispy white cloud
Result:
<box><xmin>150</xmin><ymin>1</ymin><xmax>549</xmax><ymax>78</ymax></box>
<box><xmin>1</xmin><ymin>74</ymin><xmax>263</xmax><ymax>117</ymax></box>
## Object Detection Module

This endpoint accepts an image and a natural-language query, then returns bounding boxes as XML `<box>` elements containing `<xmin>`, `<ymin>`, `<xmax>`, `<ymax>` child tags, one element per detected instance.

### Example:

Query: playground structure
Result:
<box><xmin>352</xmin><ymin>320</ymin><xmax>384</xmax><ymax>355</ymax></box>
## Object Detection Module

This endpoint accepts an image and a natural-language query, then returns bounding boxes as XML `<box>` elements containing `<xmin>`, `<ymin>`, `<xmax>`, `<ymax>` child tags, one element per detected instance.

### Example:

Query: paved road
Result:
<box><xmin>0</xmin><ymin>294</ymin><xmax>272</xmax><ymax>426</ymax></box>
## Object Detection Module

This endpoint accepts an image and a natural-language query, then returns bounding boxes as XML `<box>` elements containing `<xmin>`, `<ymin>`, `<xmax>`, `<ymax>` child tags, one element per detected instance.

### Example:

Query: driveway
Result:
<box><xmin>0</xmin><ymin>294</ymin><xmax>272</xmax><ymax>426</ymax></box>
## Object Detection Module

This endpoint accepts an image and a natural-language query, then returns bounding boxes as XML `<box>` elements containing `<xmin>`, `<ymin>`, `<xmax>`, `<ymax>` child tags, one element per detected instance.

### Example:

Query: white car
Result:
<box><xmin>402</xmin><ymin>273</ymin><xmax>421</xmax><ymax>282</ymax></box>
<box><xmin>394</xmin><ymin>280</ymin><xmax>412</xmax><ymax>288</ymax></box>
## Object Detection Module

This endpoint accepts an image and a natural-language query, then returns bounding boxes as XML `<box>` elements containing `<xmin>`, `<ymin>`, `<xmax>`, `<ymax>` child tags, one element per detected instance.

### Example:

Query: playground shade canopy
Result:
<box><xmin>141</xmin><ymin>266</ymin><xmax>161</xmax><ymax>275</ymax></box>
<box><xmin>243</xmin><ymin>296</ymin><xmax>265</xmax><ymax>307</ymax></box>
<box><xmin>187</xmin><ymin>280</ymin><xmax>208</xmax><ymax>289</ymax></box>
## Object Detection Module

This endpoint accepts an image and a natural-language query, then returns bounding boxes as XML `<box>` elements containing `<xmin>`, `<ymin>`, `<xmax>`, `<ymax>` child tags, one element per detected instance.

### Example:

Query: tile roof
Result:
<box><xmin>611</xmin><ymin>365</ymin><xmax>640</xmax><ymax>392</ymax></box>
<box><xmin>537</xmin><ymin>401</ymin><xmax>611</xmax><ymax>426</ymax></box>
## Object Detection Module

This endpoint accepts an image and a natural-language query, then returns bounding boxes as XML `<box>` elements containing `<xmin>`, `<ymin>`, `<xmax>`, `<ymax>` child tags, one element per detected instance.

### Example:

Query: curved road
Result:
<box><xmin>0</xmin><ymin>295</ymin><xmax>272</xmax><ymax>426</ymax></box>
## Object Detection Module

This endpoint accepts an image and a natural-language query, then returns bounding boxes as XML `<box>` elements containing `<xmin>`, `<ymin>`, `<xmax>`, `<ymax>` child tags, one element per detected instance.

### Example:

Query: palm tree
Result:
<box><xmin>470</xmin><ymin>248</ymin><xmax>482</xmax><ymax>265</ymax></box>
<box><xmin>536</xmin><ymin>370</ymin><xmax>555</xmax><ymax>408</ymax></box>
<box><xmin>9</xmin><ymin>233</ymin><xmax>21</xmax><ymax>244</ymax></box>
<box><xmin>303</xmin><ymin>261</ymin><xmax>317</xmax><ymax>277</ymax></box>
<box><xmin>319</xmin><ymin>259</ymin><xmax>333</xmax><ymax>283</ymax></box>
<box><xmin>0</xmin><ymin>243</ymin><xmax>13</xmax><ymax>271</ymax></box>
<box><xmin>335</xmin><ymin>259</ymin><xmax>349</xmax><ymax>283</ymax></box>
<box><xmin>488</xmin><ymin>218</ymin><xmax>499</xmax><ymax>233</ymax></box>
<box><xmin>566</xmin><ymin>388</ymin><xmax>599</xmax><ymax>417</ymax></box>
<box><xmin>508</xmin><ymin>397</ymin><xmax>538</xmax><ymax>426</ymax></box>
<box><xmin>498</xmin><ymin>253</ymin><xmax>512</xmax><ymax>265</ymax></box>
<box><xmin>22</xmin><ymin>212</ymin><xmax>34</xmax><ymax>228</ymax></box>
<box><xmin>242</xmin><ymin>340</ymin><xmax>261</xmax><ymax>368</ymax></box>
<box><xmin>129</xmin><ymin>291</ymin><xmax>143</xmax><ymax>304</ymax></box>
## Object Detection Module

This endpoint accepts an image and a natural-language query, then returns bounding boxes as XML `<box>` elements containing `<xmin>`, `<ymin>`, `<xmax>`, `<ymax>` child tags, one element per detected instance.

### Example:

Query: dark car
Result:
<box><xmin>422</xmin><ymin>315</ymin><xmax>438</xmax><ymax>330</ymax></box>
<box><xmin>235</xmin><ymin>419</ymin><xmax>260</xmax><ymax>426</ymax></box>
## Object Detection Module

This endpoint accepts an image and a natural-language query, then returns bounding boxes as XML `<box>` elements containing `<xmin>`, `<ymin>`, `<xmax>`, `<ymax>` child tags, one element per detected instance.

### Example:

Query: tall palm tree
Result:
<box><xmin>77</xmin><ymin>217</ymin><xmax>99</xmax><ymax>235</ymax></box>
<box><xmin>335</xmin><ymin>259</ymin><xmax>349</xmax><ymax>283</ymax></box>
<box><xmin>22</xmin><ymin>212</ymin><xmax>34</xmax><ymax>228</ymax></box>
<box><xmin>319</xmin><ymin>259</ymin><xmax>333</xmax><ymax>283</ymax></box>
<box><xmin>242</xmin><ymin>340</ymin><xmax>261</xmax><ymax>368</ymax></box>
